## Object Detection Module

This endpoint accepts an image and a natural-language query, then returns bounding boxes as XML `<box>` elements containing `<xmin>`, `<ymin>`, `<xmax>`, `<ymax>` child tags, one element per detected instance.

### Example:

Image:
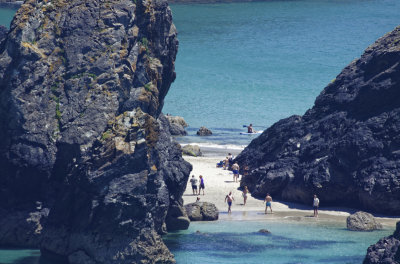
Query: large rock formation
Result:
<box><xmin>184</xmin><ymin>202</ymin><xmax>218</xmax><ymax>221</ymax></box>
<box><xmin>0</xmin><ymin>0</ymin><xmax>191</xmax><ymax>263</ymax></box>
<box><xmin>236</xmin><ymin>26</ymin><xmax>400</xmax><ymax>214</ymax></box>
<box><xmin>364</xmin><ymin>222</ymin><xmax>400</xmax><ymax>264</ymax></box>
<box><xmin>346</xmin><ymin>211</ymin><xmax>382</xmax><ymax>231</ymax></box>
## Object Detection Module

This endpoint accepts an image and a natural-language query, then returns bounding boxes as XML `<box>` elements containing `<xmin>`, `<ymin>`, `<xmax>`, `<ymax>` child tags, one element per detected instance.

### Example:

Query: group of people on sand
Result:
<box><xmin>216</xmin><ymin>153</ymin><xmax>242</xmax><ymax>183</ymax></box>
<box><xmin>190</xmin><ymin>175</ymin><xmax>205</xmax><ymax>195</ymax></box>
<box><xmin>225</xmin><ymin>190</ymin><xmax>320</xmax><ymax>217</ymax></box>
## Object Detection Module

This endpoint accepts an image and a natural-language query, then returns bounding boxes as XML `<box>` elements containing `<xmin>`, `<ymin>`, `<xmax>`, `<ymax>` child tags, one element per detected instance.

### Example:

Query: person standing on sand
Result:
<box><xmin>231</xmin><ymin>162</ymin><xmax>240</xmax><ymax>182</ymax></box>
<box><xmin>242</xmin><ymin>186</ymin><xmax>249</xmax><ymax>205</ymax></box>
<box><xmin>199</xmin><ymin>175</ymin><xmax>205</xmax><ymax>195</ymax></box>
<box><xmin>264</xmin><ymin>193</ymin><xmax>272</xmax><ymax>214</ymax></box>
<box><xmin>190</xmin><ymin>175</ymin><xmax>198</xmax><ymax>195</ymax></box>
<box><xmin>225</xmin><ymin>192</ymin><xmax>234</xmax><ymax>213</ymax></box>
<box><xmin>313</xmin><ymin>194</ymin><xmax>320</xmax><ymax>217</ymax></box>
<box><xmin>223</xmin><ymin>157</ymin><xmax>229</xmax><ymax>170</ymax></box>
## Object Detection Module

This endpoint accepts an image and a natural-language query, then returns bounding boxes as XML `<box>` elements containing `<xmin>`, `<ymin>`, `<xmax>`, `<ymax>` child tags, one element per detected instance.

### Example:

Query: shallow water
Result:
<box><xmin>164</xmin><ymin>220</ymin><xmax>392</xmax><ymax>264</ymax></box>
<box><xmin>165</xmin><ymin>0</ymin><xmax>400</xmax><ymax>145</ymax></box>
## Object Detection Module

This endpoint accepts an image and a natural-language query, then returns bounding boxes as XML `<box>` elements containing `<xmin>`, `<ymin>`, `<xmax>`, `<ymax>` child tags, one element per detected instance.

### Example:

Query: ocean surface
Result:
<box><xmin>165</xmin><ymin>0</ymin><xmax>400</xmax><ymax>146</ymax></box>
<box><xmin>0</xmin><ymin>219</ymin><xmax>393</xmax><ymax>264</ymax></box>
<box><xmin>164</xmin><ymin>220</ymin><xmax>393</xmax><ymax>264</ymax></box>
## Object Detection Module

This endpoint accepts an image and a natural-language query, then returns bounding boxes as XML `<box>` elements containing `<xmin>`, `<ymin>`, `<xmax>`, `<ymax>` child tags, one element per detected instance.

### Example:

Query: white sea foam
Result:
<box><xmin>180</xmin><ymin>142</ymin><xmax>246</xmax><ymax>151</ymax></box>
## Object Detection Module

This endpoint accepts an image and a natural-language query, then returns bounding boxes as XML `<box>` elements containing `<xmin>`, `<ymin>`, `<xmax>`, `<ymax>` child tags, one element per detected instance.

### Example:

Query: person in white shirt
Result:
<box><xmin>313</xmin><ymin>194</ymin><xmax>320</xmax><ymax>217</ymax></box>
<box><xmin>190</xmin><ymin>175</ymin><xmax>198</xmax><ymax>195</ymax></box>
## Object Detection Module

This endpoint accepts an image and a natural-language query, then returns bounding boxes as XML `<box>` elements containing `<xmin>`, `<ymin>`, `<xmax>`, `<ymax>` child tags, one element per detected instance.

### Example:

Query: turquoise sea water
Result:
<box><xmin>0</xmin><ymin>220</ymin><xmax>392</xmax><ymax>264</ymax></box>
<box><xmin>0</xmin><ymin>7</ymin><xmax>17</xmax><ymax>28</ymax></box>
<box><xmin>165</xmin><ymin>0</ymin><xmax>400</xmax><ymax>146</ymax></box>
<box><xmin>164</xmin><ymin>220</ymin><xmax>393</xmax><ymax>264</ymax></box>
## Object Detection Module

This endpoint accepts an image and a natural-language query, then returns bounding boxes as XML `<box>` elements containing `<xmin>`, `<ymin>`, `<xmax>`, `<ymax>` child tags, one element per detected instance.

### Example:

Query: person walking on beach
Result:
<box><xmin>199</xmin><ymin>175</ymin><xmax>205</xmax><ymax>195</ymax></box>
<box><xmin>225</xmin><ymin>192</ymin><xmax>234</xmax><ymax>213</ymax></box>
<box><xmin>313</xmin><ymin>194</ymin><xmax>320</xmax><ymax>217</ymax></box>
<box><xmin>264</xmin><ymin>193</ymin><xmax>272</xmax><ymax>214</ymax></box>
<box><xmin>190</xmin><ymin>175</ymin><xmax>198</xmax><ymax>195</ymax></box>
<box><xmin>242</xmin><ymin>186</ymin><xmax>249</xmax><ymax>205</ymax></box>
<box><xmin>231</xmin><ymin>162</ymin><xmax>240</xmax><ymax>182</ymax></box>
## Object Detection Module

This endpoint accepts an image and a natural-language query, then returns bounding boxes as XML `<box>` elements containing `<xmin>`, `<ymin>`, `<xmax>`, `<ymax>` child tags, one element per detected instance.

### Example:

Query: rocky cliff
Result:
<box><xmin>236</xmin><ymin>26</ymin><xmax>400</xmax><ymax>214</ymax></box>
<box><xmin>0</xmin><ymin>0</ymin><xmax>191</xmax><ymax>263</ymax></box>
<box><xmin>364</xmin><ymin>222</ymin><xmax>400</xmax><ymax>264</ymax></box>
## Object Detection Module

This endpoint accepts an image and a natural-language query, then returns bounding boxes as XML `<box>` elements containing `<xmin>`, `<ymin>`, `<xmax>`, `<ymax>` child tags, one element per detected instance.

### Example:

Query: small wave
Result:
<box><xmin>180</xmin><ymin>142</ymin><xmax>246</xmax><ymax>150</ymax></box>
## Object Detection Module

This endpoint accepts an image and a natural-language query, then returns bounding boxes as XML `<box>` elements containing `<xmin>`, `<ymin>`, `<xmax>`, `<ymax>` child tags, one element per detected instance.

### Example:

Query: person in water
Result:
<box><xmin>199</xmin><ymin>175</ymin><xmax>205</xmax><ymax>195</ymax></box>
<box><xmin>242</xmin><ymin>186</ymin><xmax>249</xmax><ymax>206</ymax></box>
<box><xmin>225</xmin><ymin>191</ymin><xmax>234</xmax><ymax>213</ymax></box>
<box><xmin>264</xmin><ymin>193</ymin><xmax>273</xmax><ymax>214</ymax></box>
<box><xmin>247</xmin><ymin>124</ymin><xmax>255</xmax><ymax>133</ymax></box>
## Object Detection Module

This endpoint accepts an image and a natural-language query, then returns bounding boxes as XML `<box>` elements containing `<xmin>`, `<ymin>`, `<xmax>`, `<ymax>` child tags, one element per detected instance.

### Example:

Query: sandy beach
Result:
<box><xmin>182</xmin><ymin>155</ymin><xmax>400</xmax><ymax>226</ymax></box>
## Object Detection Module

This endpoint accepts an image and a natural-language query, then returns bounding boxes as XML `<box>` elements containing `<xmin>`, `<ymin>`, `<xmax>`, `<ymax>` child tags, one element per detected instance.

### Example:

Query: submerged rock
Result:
<box><xmin>236</xmin><ymin>26</ymin><xmax>400</xmax><ymax>214</ymax></box>
<box><xmin>364</xmin><ymin>222</ymin><xmax>400</xmax><ymax>264</ymax></box>
<box><xmin>258</xmin><ymin>229</ymin><xmax>271</xmax><ymax>234</ymax></box>
<box><xmin>347</xmin><ymin>211</ymin><xmax>382</xmax><ymax>231</ymax></box>
<box><xmin>185</xmin><ymin>202</ymin><xmax>219</xmax><ymax>221</ymax></box>
<box><xmin>182</xmin><ymin>144</ymin><xmax>202</xmax><ymax>157</ymax></box>
<box><xmin>197</xmin><ymin>126</ymin><xmax>212</xmax><ymax>136</ymax></box>
<box><xmin>0</xmin><ymin>0</ymin><xmax>191</xmax><ymax>263</ymax></box>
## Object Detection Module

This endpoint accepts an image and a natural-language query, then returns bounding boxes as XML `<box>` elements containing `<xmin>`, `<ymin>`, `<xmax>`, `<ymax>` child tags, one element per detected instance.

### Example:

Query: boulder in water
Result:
<box><xmin>197</xmin><ymin>126</ymin><xmax>212</xmax><ymax>136</ymax></box>
<box><xmin>258</xmin><ymin>229</ymin><xmax>271</xmax><ymax>234</ymax></box>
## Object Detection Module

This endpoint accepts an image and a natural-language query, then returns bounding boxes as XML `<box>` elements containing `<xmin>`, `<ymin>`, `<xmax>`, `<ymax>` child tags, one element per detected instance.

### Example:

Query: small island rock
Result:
<box><xmin>197</xmin><ymin>126</ymin><xmax>212</xmax><ymax>136</ymax></box>
<box><xmin>166</xmin><ymin>115</ymin><xmax>188</xmax><ymax>136</ymax></box>
<box><xmin>347</xmin><ymin>211</ymin><xmax>382</xmax><ymax>231</ymax></box>
<box><xmin>185</xmin><ymin>202</ymin><xmax>218</xmax><ymax>221</ymax></box>
<box><xmin>182</xmin><ymin>144</ymin><xmax>202</xmax><ymax>157</ymax></box>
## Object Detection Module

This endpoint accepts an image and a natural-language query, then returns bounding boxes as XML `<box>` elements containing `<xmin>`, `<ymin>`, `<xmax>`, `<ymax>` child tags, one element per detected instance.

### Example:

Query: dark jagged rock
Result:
<box><xmin>185</xmin><ymin>202</ymin><xmax>219</xmax><ymax>221</ymax></box>
<box><xmin>0</xmin><ymin>0</ymin><xmax>191</xmax><ymax>263</ymax></box>
<box><xmin>197</xmin><ymin>126</ymin><xmax>212</xmax><ymax>136</ymax></box>
<box><xmin>0</xmin><ymin>26</ymin><xmax>7</xmax><ymax>43</ymax></box>
<box><xmin>346</xmin><ymin>211</ymin><xmax>382</xmax><ymax>231</ymax></box>
<box><xmin>182</xmin><ymin>144</ymin><xmax>202</xmax><ymax>157</ymax></box>
<box><xmin>165</xmin><ymin>200</ymin><xmax>190</xmax><ymax>231</ymax></box>
<box><xmin>364</xmin><ymin>222</ymin><xmax>400</xmax><ymax>264</ymax></box>
<box><xmin>236</xmin><ymin>26</ymin><xmax>400</xmax><ymax>214</ymax></box>
<box><xmin>166</xmin><ymin>115</ymin><xmax>188</xmax><ymax>136</ymax></box>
